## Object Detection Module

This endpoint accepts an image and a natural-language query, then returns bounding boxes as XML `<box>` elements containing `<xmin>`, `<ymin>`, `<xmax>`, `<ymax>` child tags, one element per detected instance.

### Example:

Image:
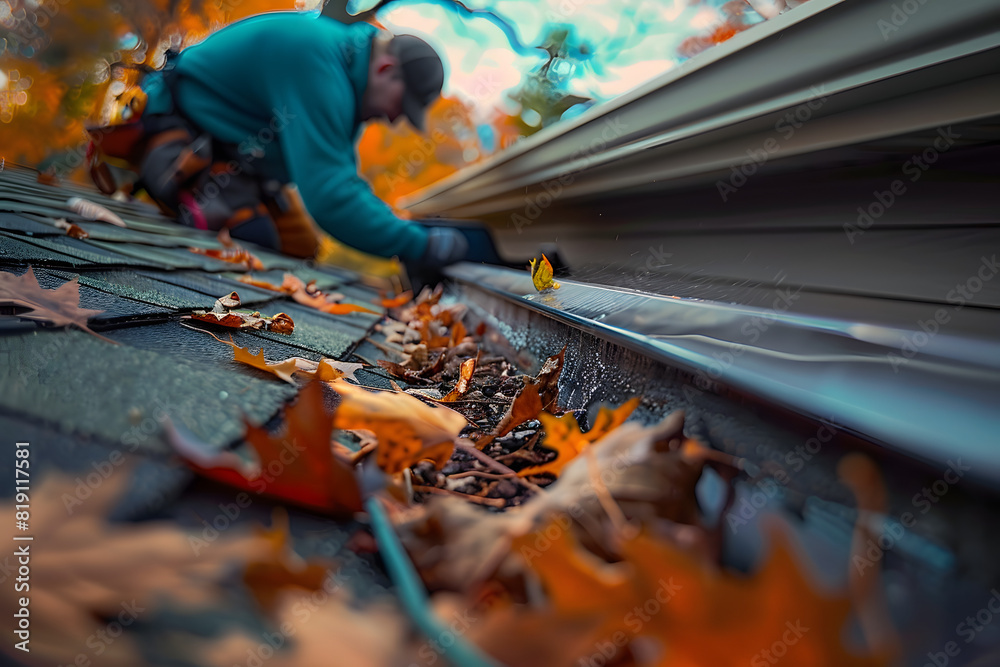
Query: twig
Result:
<box><xmin>456</xmin><ymin>441</ymin><xmax>546</xmax><ymax>496</ymax></box>
<box><xmin>403</xmin><ymin>467</ymin><xmax>414</xmax><ymax>505</ymax></box>
<box><xmin>412</xmin><ymin>485</ymin><xmax>506</xmax><ymax>508</ymax></box>
<box><xmin>363</xmin><ymin>336</ymin><xmax>403</xmax><ymax>356</ymax></box>
<box><xmin>448</xmin><ymin>470</ymin><xmax>516</xmax><ymax>481</ymax></box>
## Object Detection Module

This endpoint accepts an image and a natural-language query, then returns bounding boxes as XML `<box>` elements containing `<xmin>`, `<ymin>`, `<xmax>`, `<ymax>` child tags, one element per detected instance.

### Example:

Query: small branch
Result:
<box><xmin>456</xmin><ymin>441</ymin><xmax>546</xmax><ymax>496</ymax></box>
<box><xmin>412</xmin><ymin>485</ymin><xmax>506</xmax><ymax>508</ymax></box>
<box><xmin>448</xmin><ymin>470</ymin><xmax>516</xmax><ymax>481</ymax></box>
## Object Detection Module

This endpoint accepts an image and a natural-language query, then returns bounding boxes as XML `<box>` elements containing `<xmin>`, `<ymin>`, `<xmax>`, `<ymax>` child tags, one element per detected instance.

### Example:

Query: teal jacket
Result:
<box><xmin>143</xmin><ymin>12</ymin><xmax>429</xmax><ymax>261</ymax></box>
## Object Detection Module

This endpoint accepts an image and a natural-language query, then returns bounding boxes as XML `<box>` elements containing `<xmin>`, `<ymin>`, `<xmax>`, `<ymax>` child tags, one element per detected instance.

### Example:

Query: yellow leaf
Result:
<box><xmin>530</xmin><ymin>254</ymin><xmax>560</xmax><ymax>292</ymax></box>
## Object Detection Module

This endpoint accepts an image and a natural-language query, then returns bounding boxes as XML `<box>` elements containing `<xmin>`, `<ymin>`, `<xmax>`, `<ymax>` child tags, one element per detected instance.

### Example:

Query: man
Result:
<box><xmin>126</xmin><ymin>10</ymin><xmax>467</xmax><ymax>266</ymax></box>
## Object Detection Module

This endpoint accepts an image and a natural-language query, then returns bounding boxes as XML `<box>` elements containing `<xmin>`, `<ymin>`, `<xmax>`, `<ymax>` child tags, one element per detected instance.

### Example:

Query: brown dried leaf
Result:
<box><xmin>331</xmin><ymin>382</ymin><xmax>468</xmax><ymax>474</ymax></box>
<box><xmin>0</xmin><ymin>267</ymin><xmax>114</xmax><ymax>343</ymax></box>
<box><xmin>401</xmin><ymin>411</ymin><xmax>722</xmax><ymax>591</ymax></box>
<box><xmin>0</xmin><ymin>472</ymin><xmax>271</xmax><ymax>667</ymax></box>
<box><xmin>243</xmin><ymin>510</ymin><xmax>332</xmax><ymax>613</ymax></box>
<box><xmin>441</xmin><ymin>356</ymin><xmax>477</xmax><ymax>402</ymax></box>
<box><xmin>67</xmin><ymin>196</ymin><xmax>127</xmax><ymax>227</ymax></box>
<box><xmin>54</xmin><ymin>219</ymin><xmax>89</xmax><ymax>238</ymax></box>
<box><xmin>188</xmin><ymin>245</ymin><xmax>264</xmax><ymax>270</ymax></box>
<box><xmin>268</xmin><ymin>312</ymin><xmax>295</xmax><ymax>334</ymax></box>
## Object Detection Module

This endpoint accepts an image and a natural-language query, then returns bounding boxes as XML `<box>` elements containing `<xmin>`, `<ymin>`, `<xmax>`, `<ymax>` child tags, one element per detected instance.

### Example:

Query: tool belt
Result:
<box><xmin>84</xmin><ymin>64</ymin><xmax>320</xmax><ymax>258</ymax></box>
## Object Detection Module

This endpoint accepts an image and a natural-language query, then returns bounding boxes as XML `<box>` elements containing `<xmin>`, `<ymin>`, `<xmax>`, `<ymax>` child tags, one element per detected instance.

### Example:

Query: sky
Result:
<box><xmin>359</xmin><ymin>0</ymin><xmax>771</xmax><ymax>124</ymax></box>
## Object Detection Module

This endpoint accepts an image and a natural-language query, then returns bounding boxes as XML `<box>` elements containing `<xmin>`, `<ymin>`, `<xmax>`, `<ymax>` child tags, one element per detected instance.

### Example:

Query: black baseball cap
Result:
<box><xmin>388</xmin><ymin>35</ymin><xmax>444</xmax><ymax>131</ymax></box>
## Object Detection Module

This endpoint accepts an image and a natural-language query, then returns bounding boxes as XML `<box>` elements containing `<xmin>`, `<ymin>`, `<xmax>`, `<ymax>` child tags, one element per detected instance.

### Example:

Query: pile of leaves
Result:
<box><xmin>1</xmin><ymin>280</ymin><xmax>899</xmax><ymax>666</ymax></box>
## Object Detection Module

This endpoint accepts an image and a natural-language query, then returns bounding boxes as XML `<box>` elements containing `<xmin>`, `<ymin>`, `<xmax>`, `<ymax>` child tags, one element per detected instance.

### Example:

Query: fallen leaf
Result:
<box><xmin>54</xmin><ymin>219</ymin><xmax>89</xmax><ymax>238</ymax></box>
<box><xmin>0</xmin><ymin>472</ymin><xmax>271</xmax><ymax>667</ymax></box>
<box><xmin>236</xmin><ymin>274</ymin><xmax>290</xmax><ymax>293</ymax></box>
<box><xmin>482</xmin><ymin>347</ymin><xmax>565</xmax><ymax>444</ymax></box>
<box><xmin>184</xmin><ymin>296</ymin><xmax>294</xmax><ymax>334</ymax></box>
<box><xmin>166</xmin><ymin>381</ymin><xmax>363</xmax><ymax>516</ymax></box>
<box><xmin>295</xmin><ymin>358</ymin><xmax>364</xmax><ymax>383</ymax></box>
<box><xmin>202</xmin><ymin>330</ymin><xmax>300</xmax><ymax>384</ymax></box>
<box><xmin>331</xmin><ymin>381</ymin><xmax>468</xmax><ymax>474</ymax></box>
<box><xmin>37</xmin><ymin>169</ymin><xmax>60</xmax><ymax>186</ymax></box>
<box><xmin>401</xmin><ymin>411</ymin><xmax>730</xmax><ymax>591</ymax></box>
<box><xmin>378</xmin><ymin>359</ymin><xmax>433</xmax><ymax>385</ymax></box>
<box><xmin>199</xmin><ymin>589</ymin><xmax>411</xmax><ymax>667</ymax></box>
<box><xmin>379</xmin><ymin>291</ymin><xmax>413</xmax><ymax>308</ymax></box>
<box><xmin>518</xmin><ymin>397</ymin><xmax>639</xmax><ymax>477</ymax></box>
<box><xmin>449</xmin><ymin>320</ymin><xmax>467</xmax><ymax>347</ymax></box>
<box><xmin>213</xmin><ymin>291</ymin><xmax>242</xmax><ymax>311</ymax></box>
<box><xmin>530</xmin><ymin>254</ymin><xmax>560</xmax><ymax>291</ymax></box>
<box><xmin>283</xmin><ymin>275</ymin><xmax>380</xmax><ymax>315</ymax></box>
<box><xmin>189</xmin><ymin>245</ymin><xmax>264</xmax><ymax>271</ymax></box>
<box><xmin>67</xmin><ymin>195</ymin><xmax>127</xmax><ymax>227</ymax></box>
<box><xmin>186</xmin><ymin>310</ymin><xmax>265</xmax><ymax>329</ymax></box>
<box><xmin>268</xmin><ymin>311</ymin><xmax>295</xmax><ymax>334</ymax></box>
<box><xmin>243</xmin><ymin>510</ymin><xmax>332</xmax><ymax>613</ymax></box>
<box><xmin>441</xmin><ymin>356</ymin><xmax>477</xmax><ymax>402</ymax></box>
<box><xmin>0</xmin><ymin>267</ymin><xmax>114</xmax><ymax>343</ymax></box>
<box><xmin>617</xmin><ymin>525</ymin><xmax>888</xmax><ymax>667</ymax></box>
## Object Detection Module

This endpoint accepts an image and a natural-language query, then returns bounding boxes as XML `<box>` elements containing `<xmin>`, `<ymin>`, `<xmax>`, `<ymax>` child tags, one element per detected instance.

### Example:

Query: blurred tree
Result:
<box><xmin>0</xmin><ymin>0</ymin><xmax>300</xmax><ymax>169</ymax></box>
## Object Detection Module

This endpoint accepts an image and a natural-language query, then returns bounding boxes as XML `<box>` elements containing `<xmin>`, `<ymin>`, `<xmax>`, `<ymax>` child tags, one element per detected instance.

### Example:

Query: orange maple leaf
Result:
<box><xmin>236</xmin><ymin>274</ymin><xmax>295</xmax><ymax>294</ymax></box>
<box><xmin>201</xmin><ymin>331</ymin><xmax>300</xmax><ymax>384</ymax></box>
<box><xmin>189</xmin><ymin>245</ymin><xmax>264</xmax><ymax>270</ymax></box>
<box><xmin>0</xmin><ymin>267</ymin><xmax>114</xmax><ymax>343</ymax></box>
<box><xmin>506</xmin><ymin>518</ymin><xmax>889</xmax><ymax>667</ymax></box>
<box><xmin>518</xmin><ymin>397</ymin><xmax>640</xmax><ymax>477</ymax></box>
<box><xmin>167</xmin><ymin>382</ymin><xmax>363</xmax><ymax>516</ymax></box>
<box><xmin>379</xmin><ymin>291</ymin><xmax>413</xmax><ymax>308</ymax></box>
<box><xmin>285</xmin><ymin>277</ymin><xmax>379</xmax><ymax>316</ymax></box>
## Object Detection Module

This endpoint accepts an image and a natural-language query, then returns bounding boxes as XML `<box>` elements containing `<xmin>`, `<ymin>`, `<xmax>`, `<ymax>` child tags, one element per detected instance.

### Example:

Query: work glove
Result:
<box><xmin>420</xmin><ymin>226</ymin><xmax>469</xmax><ymax>266</ymax></box>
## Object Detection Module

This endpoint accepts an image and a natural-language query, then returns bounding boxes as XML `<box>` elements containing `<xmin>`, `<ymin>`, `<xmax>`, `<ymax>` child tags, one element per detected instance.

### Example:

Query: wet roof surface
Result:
<box><xmin>0</xmin><ymin>165</ymin><xmax>395</xmax><ymax>602</ymax></box>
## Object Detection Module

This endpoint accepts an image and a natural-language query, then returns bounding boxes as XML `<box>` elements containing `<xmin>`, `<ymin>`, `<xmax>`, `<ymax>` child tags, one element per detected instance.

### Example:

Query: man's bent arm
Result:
<box><xmin>277</xmin><ymin>55</ymin><xmax>429</xmax><ymax>260</ymax></box>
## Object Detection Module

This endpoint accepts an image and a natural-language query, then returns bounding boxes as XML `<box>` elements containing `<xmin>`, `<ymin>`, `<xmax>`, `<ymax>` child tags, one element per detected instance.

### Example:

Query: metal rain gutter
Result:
<box><xmin>447</xmin><ymin>262</ymin><xmax>1000</xmax><ymax>484</ymax></box>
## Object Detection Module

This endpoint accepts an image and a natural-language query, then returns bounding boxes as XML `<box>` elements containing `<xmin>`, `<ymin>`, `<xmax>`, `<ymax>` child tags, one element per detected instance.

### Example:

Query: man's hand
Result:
<box><xmin>421</xmin><ymin>226</ymin><xmax>469</xmax><ymax>266</ymax></box>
